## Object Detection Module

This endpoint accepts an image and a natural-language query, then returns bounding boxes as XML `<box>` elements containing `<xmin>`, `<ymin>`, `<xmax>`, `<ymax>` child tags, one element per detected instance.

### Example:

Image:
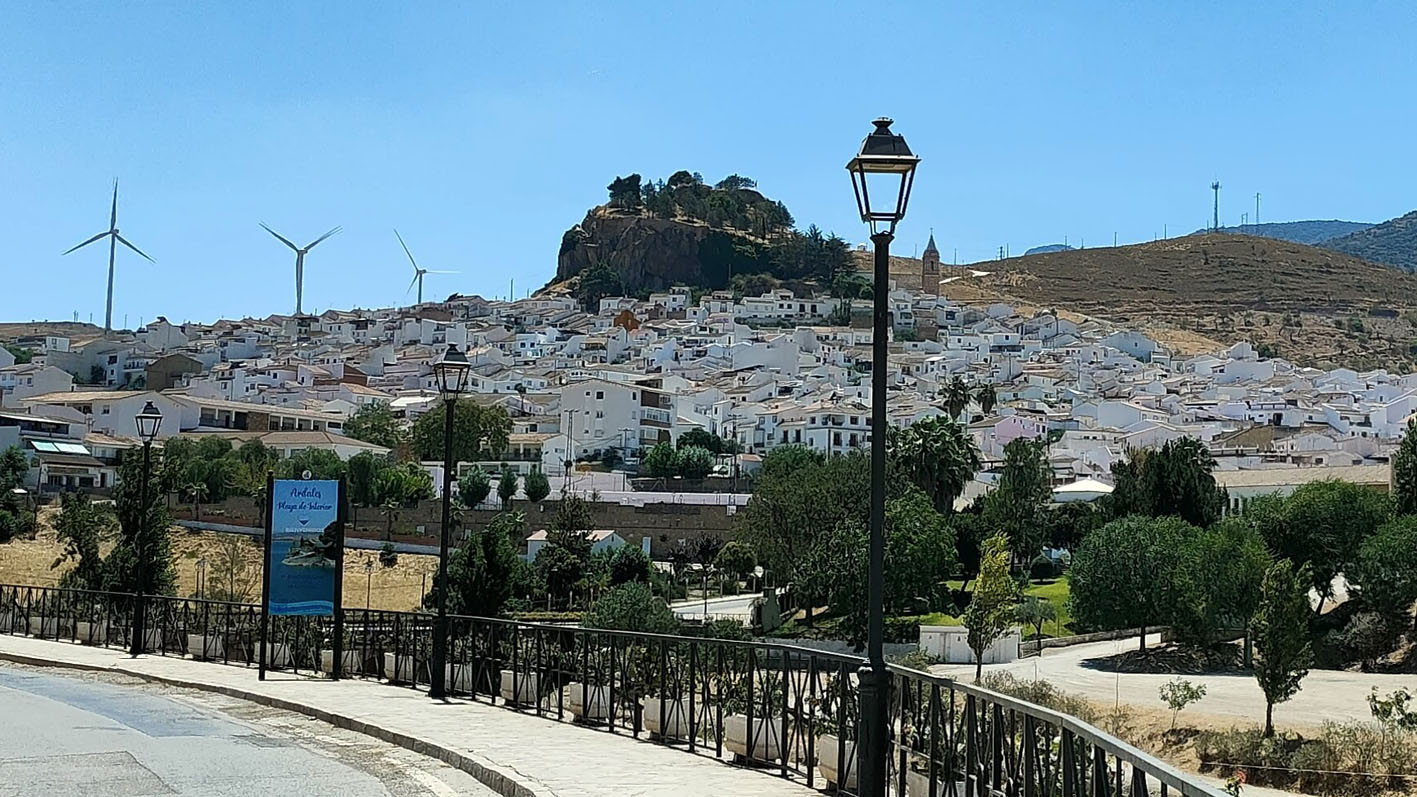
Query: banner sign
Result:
<box><xmin>266</xmin><ymin>479</ymin><xmax>341</xmax><ymax>616</ymax></box>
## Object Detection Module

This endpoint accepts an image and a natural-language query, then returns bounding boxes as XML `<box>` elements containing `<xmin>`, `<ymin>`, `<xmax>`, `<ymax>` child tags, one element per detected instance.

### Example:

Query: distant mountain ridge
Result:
<box><xmin>1192</xmin><ymin>220</ymin><xmax>1372</xmax><ymax>246</ymax></box>
<box><xmin>1025</xmin><ymin>244</ymin><xmax>1074</xmax><ymax>255</ymax></box>
<box><xmin>1321</xmin><ymin>211</ymin><xmax>1417</xmax><ymax>273</ymax></box>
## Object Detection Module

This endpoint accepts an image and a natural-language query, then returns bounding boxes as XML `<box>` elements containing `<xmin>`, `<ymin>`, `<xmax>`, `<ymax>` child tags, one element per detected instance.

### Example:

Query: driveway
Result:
<box><xmin>931</xmin><ymin>633</ymin><xmax>1413</xmax><ymax>728</ymax></box>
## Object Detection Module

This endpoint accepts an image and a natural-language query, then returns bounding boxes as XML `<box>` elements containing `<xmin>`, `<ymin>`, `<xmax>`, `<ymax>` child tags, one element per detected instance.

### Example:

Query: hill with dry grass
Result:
<box><xmin>893</xmin><ymin>233</ymin><xmax>1417</xmax><ymax>370</ymax></box>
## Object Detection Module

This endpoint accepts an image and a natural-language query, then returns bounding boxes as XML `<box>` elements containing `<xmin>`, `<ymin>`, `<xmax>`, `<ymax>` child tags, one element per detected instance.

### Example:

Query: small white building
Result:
<box><xmin>523</xmin><ymin>529</ymin><xmax>649</xmax><ymax>561</ymax></box>
<box><xmin>919</xmin><ymin>625</ymin><xmax>1020</xmax><ymax>664</ymax></box>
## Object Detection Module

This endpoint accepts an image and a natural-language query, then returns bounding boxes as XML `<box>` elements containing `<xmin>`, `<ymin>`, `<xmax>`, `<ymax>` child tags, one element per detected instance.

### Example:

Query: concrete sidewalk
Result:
<box><xmin>0</xmin><ymin>634</ymin><xmax>816</xmax><ymax>797</ymax></box>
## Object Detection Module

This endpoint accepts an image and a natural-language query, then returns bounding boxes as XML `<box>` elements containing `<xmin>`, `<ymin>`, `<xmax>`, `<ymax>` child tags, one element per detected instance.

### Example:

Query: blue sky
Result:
<box><xmin>2</xmin><ymin>2</ymin><xmax>1415</xmax><ymax>325</ymax></box>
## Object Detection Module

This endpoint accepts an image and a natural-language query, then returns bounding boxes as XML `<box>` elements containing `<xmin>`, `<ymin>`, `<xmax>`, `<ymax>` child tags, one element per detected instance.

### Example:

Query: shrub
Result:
<box><xmin>1159</xmin><ymin>677</ymin><xmax>1207</xmax><ymax>729</ymax></box>
<box><xmin>1029</xmin><ymin>554</ymin><xmax>1057</xmax><ymax>582</ymax></box>
<box><xmin>378</xmin><ymin>542</ymin><xmax>398</xmax><ymax>568</ymax></box>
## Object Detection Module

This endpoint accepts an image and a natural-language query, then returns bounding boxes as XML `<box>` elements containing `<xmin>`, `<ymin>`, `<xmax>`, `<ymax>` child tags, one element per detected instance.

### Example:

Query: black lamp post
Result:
<box><xmin>130</xmin><ymin>400</ymin><xmax>163</xmax><ymax>657</ymax></box>
<box><xmin>846</xmin><ymin>117</ymin><xmax>919</xmax><ymax>797</ymax></box>
<box><xmin>429</xmin><ymin>343</ymin><xmax>470</xmax><ymax>699</ymax></box>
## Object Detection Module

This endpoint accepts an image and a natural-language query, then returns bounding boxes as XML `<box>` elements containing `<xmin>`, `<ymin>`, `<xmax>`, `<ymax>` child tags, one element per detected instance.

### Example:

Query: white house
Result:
<box><xmin>523</xmin><ymin>529</ymin><xmax>649</xmax><ymax>561</ymax></box>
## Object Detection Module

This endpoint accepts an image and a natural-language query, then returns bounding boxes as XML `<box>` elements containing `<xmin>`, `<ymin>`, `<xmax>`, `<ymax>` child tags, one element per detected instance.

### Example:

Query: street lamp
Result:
<box><xmin>429</xmin><ymin>343</ymin><xmax>470</xmax><ymax>699</ymax></box>
<box><xmin>130</xmin><ymin>400</ymin><xmax>163</xmax><ymax>657</ymax></box>
<box><xmin>847</xmin><ymin>117</ymin><xmax>919</xmax><ymax>797</ymax></box>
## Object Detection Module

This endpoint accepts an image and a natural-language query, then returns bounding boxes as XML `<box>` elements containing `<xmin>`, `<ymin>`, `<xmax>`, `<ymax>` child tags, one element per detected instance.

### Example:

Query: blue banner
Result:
<box><xmin>267</xmin><ymin>479</ymin><xmax>340</xmax><ymax>616</ymax></box>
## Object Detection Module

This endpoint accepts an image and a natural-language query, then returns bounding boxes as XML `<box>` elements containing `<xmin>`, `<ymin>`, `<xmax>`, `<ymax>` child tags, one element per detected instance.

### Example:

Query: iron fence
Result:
<box><xmin>0</xmin><ymin>583</ymin><xmax>1224</xmax><ymax>797</ymax></box>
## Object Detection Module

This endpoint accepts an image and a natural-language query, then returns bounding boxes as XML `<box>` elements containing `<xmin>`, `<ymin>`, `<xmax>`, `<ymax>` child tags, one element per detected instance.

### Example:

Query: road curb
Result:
<box><xmin>0</xmin><ymin>649</ymin><xmax>553</xmax><ymax>797</ymax></box>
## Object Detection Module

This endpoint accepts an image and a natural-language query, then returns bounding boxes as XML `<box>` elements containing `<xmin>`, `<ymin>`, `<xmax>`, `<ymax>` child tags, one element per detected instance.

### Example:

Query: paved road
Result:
<box><xmin>931</xmin><ymin>632</ymin><xmax>1415</xmax><ymax>728</ymax></box>
<box><xmin>0</xmin><ymin>663</ymin><xmax>492</xmax><ymax>797</ymax></box>
<box><xmin>670</xmin><ymin>591</ymin><xmax>762</xmax><ymax>620</ymax></box>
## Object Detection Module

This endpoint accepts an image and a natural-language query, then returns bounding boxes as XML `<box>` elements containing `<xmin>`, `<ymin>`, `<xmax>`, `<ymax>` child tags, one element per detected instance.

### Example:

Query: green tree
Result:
<box><xmin>982</xmin><ymin>438</ymin><xmax>1053</xmax><ymax>567</ymax></box>
<box><xmin>584</xmin><ymin>582</ymin><xmax>679</xmax><ymax>633</ymax></box>
<box><xmin>0</xmin><ymin>445</ymin><xmax>30</xmax><ymax>492</ymax></box>
<box><xmin>1171</xmin><ymin>519</ymin><xmax>1271</xmax><ymax>647</ymax></box>
<box><xmin>1069</xmin><ymin>515</ymin><xmax>1196</xmax><ymax>650</ymax></box>
<box><xmin>608</xmin><ymin>543</ymin><xmax>651</xmax><ymax>586</ymax></box>
<box><xmin>51</xmin><ymin>493</ymin><xmax>113</xmax><ymax>591</ymax></box>
<box><xmin>975</xmin><ymin>384</ymin><xmax>998</xmax><ymax>415</ymax></box>
<box><xmin>410</xmin><ymin>401</ymin><xmax>510</xmax><ymax>464</ymax></box>
<box><xmin>887</xmin><ymin>417</ymin><xmax>981</xmax><ymax>515</ymax></box>
<box><xmin>713</xmin><ymin>540</ymin><xmax>757</xmax><ymax>586</ymax></box>
<box><xmin>1016</xmin><ymin>595</ymin><xmax>1057</xmax><ymax>639</ymax></box>
<box><xmin>675</xmin><ymin>445</ymin><xmax>715</xmax><ymax>479</ymax></box>
<box><xmin>346</xmin><ymin>451</ymin><xmax>388</xmax><ymax>506</ymax></box>
<box><xmin>606</xmin><ymin>173</ymin><xmax>643</xmax><ymax>209</ymax></box>
<box><xmin>737</xmin><ymin>451</ymin><xmax>871</xmax><ymax>615</ymax></box>
<box><xmin>104</xmin><ymin>448</ymin><xmax>176</xmax><ymax>595</ymax></box>
<box><xmin>372</xmin><ymin>461</ymin><xmax>434</xmax><ymax>506</ymax></box>
<box><xmin>963</xmin><ymin>534</ymin><xmax>1017</xmax><ymax>682</ymax></box>
<box><xmin>1264</xmin><ymin>480</ymin><xmax>1390</xmax><ymax>609</ymax></box>
<box><xmin>343</xmin><ymin>402</ymin><xmax>406</xmax><ymax>449</ymax></box>
<box><xmin>496</xmin><ymin>466</ymin><xmax>519</xmax><ymax>509</ymax></box>
<box><xmin>642</xmin><ymin>441</ymin><xmax>677</xmax><ymax>478</ymax></box>
<box><xmin>458</xmin><ymin>467</ymin><xmax>492</xmax><ymax>508</ymax></box>
<box><xmin>426</xmin><ymin>511</ymin><xmax>521</xmax><ymax>617</ymax></box>
<box><xmin>1047</xmin><ymin>500</ymin><xmax>1102</xmax><ymax>551</ymax></box>
<box><xmin>940</xmin><ymin>376</ymin><xmax>971</xmax><ymax>420</ymax></box>
<box><xmin>802</xmin><ymin>488</ymin><xmax>956</xmax><ymax>644</ymax></box>
<box><xmin>1253</xmin><ymin>560</ymin><xmax>1314</xmax><ymax>737</ymax></box>
<box><xmin>575</xmin><ymin>262</ymin><xmax>624</xmax><ymax>312</ymax></box>
<box><xmin>523</xmin><ymin>467</ymin><xmax>551</xmax><ymax>503</ymax></box>
<box><xmin>1392</xmin><ymin>419</ymin><xmax>1417</xmax><ymax>514</ymax></box>
<box><xmin>277</xmin><ymin>448</ymin><xmax>347</xmax><ymax>481</ymax></box>
<box><xmin>1108</xmin><ymin>438</ymin><xmax>1226</xmax><ymax>527</ymax></box>
<box><xmin>677</xmin><ymin>427</ymin><xmax>735</xmax><ymax>455</ymax></box>
<box><xmin>1353</xmin><ymin>517</ymin><xmax>1417</xmax><ymax>626</ymax></box>
<box><xmin>4</xmin><ymin>344</ymin><xmax>33</xmax><ymax>364</ymax></box>
<box><xmin>756</xmin><ymin>445</ymin><xmax>823</xmax><ymax>482</ymax></box>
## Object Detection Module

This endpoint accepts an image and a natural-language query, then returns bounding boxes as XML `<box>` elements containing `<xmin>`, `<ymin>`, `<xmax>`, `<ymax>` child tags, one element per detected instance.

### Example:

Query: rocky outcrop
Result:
<box><xmin>556</xmin><ymin>206</ymin><xmax>763</xmax><ymax>293</ymax></box>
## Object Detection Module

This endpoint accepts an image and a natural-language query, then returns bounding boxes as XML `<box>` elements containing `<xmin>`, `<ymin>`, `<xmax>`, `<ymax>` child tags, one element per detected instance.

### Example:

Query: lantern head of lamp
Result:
<box><xmin>846</xmin><ymin>117</ymin><xmax>920</xmax><ymax>236</ymax></box>
<box><xmin>434</xmin><ymin>343</ymin><xmax>472</xmax><ymax>399</ymax></box>
<box><xmin>135</xmin><ymin>401</ymin><xmax>163</xmax><ymax>443</ymax></box>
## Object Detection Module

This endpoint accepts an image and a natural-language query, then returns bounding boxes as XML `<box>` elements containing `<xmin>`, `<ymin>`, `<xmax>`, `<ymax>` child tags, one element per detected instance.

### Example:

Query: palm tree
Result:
<box><xmin>887</xmin><ymin>416</ymin><xmax>982</xmax><ymax>515</ymax></box>
<box><xmin>380</xmin><ymin>499</ymin><xmax>401</xmax><ymax>541</ymax></box>
<box><xmin>941</xmin><ymin>376</ymin><xmax>972</xmax><ymax>421</ymax></box>
<box><xmin>976</xmin><ymin>383</ymin><xmax>997</xmax><ymax>416</ymax></box>
<box><xmin>187</xmin><ymin>481</ymin><xmax>210</xmax><ymax>522</ymax></box>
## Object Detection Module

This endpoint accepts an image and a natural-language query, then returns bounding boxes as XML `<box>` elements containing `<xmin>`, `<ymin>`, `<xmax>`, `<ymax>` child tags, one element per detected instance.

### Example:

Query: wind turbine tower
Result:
<box><xmin>395</xmin><ymin>229</ymin><xmax>458</xmax><ymax>305</ymax></box>
<box><xmin>63</xmin><ymin>180</ymin><xmax>154</xmax><ymax>337</ymax></box>
<box><xmin>1211</xmin><ymin>181</ymin><xmax>1222</xmax><ymax>231</ymax></box>
<box><xmin>261</xmin><ymin>223</ymin><xmax>341</xmax><ymax>315</ymax></box>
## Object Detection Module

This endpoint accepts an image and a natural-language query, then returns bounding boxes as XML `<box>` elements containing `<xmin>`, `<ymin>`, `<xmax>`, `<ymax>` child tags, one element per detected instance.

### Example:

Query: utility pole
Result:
<box><xmin>1255</xmin><ymin>193</ymin><xmax>1261</xmax><ymax>227</ymax></box>
<box><xmin>1212</xmin><ymin>181</ymin><xmax>1222</xmax><ymax>231</ymax></box>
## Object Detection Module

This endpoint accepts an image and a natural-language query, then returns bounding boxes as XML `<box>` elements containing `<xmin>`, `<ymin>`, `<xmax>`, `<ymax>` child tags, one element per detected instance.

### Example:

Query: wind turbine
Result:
<box><xmin>260</xmin><ymin>222</ymin><xmax>341</xmax><ymax>316</ymax></box>
<box><xmin>63</xmin><ymin>179</ymin><xmax>154</xmax><ymax>337</ymax></box>
<box><xmin>395</xmin><ymin>229</ymin><xmax>458</xmax><ymax>305</ymax></box>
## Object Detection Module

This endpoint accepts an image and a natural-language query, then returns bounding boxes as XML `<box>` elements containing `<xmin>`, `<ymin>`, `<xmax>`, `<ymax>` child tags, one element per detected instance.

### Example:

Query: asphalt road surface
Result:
<box><xmin>0</xmin><ymin>662</ymin><xmax>493</xmax><ymax>797</ymax></box>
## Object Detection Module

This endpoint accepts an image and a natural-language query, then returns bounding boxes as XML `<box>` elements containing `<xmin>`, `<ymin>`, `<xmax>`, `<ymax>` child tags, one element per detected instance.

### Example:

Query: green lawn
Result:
<box><xmin>1023</xmin><ymin>576</ymin><xmax>1073</xmax><ymax>637</ymax></box>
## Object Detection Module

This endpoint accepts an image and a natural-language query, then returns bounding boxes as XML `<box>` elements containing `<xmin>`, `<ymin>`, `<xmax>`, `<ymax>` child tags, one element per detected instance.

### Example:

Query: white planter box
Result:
<box><xmin>142</xmin><ymin>626</ymin><xmax>164</xmax><ymax>652</ymax></box>
<box><xmin>74</xmin><ymin>621</ymin><xmax>107</xmax><ymax>646</ymax></box>
<box><xmin>187</xmin><ymin>634</ymin><xmax>224</xmax><ymax>660</ymax></box>
<box><xmin>28</xmin><ymin>616</ymin><xmax>59</xmax><ymax>638</ymax></box>
<box><xmin>905</xmin><ymin>768</ymin><xmax>966</xmax><ymax>797</ymax></box>
<box><xmin>499</xmin><ymin>671</ymin><xmax>539</xmax><ymax>705</ymax></box>
<box><xmin>262</xmin><ymin>642</ymin><xmax>291</xmax><ymax>668</ymax></box>
<box><xmin>643</xmin><ymin>697</ymin><xmax>692</xmax><ymax>742</ymax></box>
<box><xmin>319</xmin><ymin>649</ymin><xmax>360</xmax><ymax>674</ymax></box>
<box><xmin>449</xmin><ymin>663</ymin><xmax>483</xmax><ymax>694</ymax></box>
<box><xmin>562</xmin><ymin>682</ymin><xmax>611</xmax><ymax>721</ymax></box>
<box><xmin>817</xmin><ymin>733</ymin><xmax>858</xmax><ymax>791</ymax></box>
<box><xmin>723</xmin><ymin>714</ymin><xmax>783</xmax><ymax>763</ymax></box>
<box><xmin>383</xmin><ymin>652</ymin><xmax>416</xmax><ymax>683</ymax></box>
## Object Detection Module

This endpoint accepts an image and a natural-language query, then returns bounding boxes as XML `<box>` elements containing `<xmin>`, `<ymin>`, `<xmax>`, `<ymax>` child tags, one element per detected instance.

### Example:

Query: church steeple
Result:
<box><xmin>920</xmin><ymin>228</ymin><xmax>941</xmax><ymax>296</ymax></box>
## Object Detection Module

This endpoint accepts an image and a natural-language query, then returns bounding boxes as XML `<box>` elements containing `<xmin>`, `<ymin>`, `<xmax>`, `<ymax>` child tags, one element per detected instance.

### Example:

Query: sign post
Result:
<box><xmin>331</xmin><ymin>475</ymin><xmax>347</xmax><ymax>680</ymax></box>
<box><xmin>260</xmin><ymin>475</ymin><xmax>343</xmax><ymax>681</ymax></box>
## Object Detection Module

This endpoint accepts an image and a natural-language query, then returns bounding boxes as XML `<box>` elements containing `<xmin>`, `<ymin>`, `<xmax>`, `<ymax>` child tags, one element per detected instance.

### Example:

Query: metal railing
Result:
<box><xmin>0</xmin><ymin>583</ymin><xmax>1224</xmax><ymax>797</ymax></box>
